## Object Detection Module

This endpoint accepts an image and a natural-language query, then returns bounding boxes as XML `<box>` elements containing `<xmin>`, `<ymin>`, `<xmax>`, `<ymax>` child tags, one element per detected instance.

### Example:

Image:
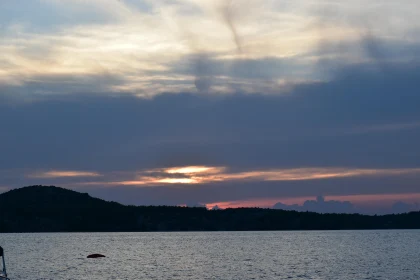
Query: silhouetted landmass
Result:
<box><xmin>1</xmin><ymin>186</ymin><xmax>420</xmax><ymax>232</ymax></box>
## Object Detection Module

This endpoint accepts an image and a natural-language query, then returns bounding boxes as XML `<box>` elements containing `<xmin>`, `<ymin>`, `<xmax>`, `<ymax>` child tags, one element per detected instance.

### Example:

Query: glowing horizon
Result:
<box><xmin>205</xmin><ymin>193</ymin><xmax>420</xmax><ymax>210</ymax></box>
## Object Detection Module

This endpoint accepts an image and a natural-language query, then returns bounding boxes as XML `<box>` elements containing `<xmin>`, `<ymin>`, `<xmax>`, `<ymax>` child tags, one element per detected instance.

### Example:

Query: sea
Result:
<box><xmin>0</xmin><ymin>230</ymin><xmax>419</xmax><ymax>279</ymax></box>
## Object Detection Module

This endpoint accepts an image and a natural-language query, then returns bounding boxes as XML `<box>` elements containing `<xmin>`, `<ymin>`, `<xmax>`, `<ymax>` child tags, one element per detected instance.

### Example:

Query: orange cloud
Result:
<box><xmin>29</xmin><ymin>170</ymin><xmax>101</xmax><ymax>178</ymax></box>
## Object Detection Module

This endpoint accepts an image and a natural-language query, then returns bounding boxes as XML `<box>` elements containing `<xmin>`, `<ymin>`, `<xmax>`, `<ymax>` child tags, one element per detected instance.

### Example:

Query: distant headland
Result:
<box><xmin>0</xmin><ymin>185</ymin><xmax>419</xmax><ymax>232</ymax></box>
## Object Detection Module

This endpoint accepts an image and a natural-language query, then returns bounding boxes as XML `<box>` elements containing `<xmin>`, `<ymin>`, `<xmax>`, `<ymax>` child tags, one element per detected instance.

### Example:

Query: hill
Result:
<box><xmin>1</xmin><ymin>185</ymin><xmax>420</xmax><ymax>232</ymax></box>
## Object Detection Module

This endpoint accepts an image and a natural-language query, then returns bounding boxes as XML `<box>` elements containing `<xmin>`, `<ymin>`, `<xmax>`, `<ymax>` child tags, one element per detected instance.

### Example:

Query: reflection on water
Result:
<box><xmin>1</xmin><ymin>230</ymin><xmax>419</xmax><ymax>280</ymax></box>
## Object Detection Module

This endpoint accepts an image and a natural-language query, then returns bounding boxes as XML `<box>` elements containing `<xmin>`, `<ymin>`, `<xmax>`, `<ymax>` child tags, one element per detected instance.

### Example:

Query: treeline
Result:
<box><xmin>1</xmin><ymin>185</ymin><xmax>420</xmax><ymax>232</ymax></box>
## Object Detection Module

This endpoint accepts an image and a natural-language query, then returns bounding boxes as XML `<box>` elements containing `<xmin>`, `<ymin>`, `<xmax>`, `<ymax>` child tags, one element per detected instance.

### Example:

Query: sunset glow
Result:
<box><xmin>155</xmin><ymin>178</ymin><xmax>198</xmax><ymax>184</ymax></box>
<box><xmin>165</xmin><ymin>166</ymin><xmax>224</xmax><ymax>174</ymax></box>
<box><xmin>146</xmin><ymin>167</ymin><xmax>420</xmax><ymax>185</ymax></box>
<box><xmin>61</xmin><ymin>166</ymin><xmax>420</xmax><ymax>189</ymax></box>
<box><xmin>2</xmin><ymin>0</ymin><xmax>420</xmax><ymax>214</ymax></box>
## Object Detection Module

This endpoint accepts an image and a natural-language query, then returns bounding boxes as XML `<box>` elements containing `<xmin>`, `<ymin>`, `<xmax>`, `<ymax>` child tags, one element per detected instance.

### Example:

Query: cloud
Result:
<box><xmin>390</xmin><ymin>202</ymin><xmax>419</xmax><ymax>214</ymax></box>
<box><xmin>1</xmin><ymin>57</ymin><xmax>420</xmax><ymax>173</ymax></box>
<box><xmin>2</xmin><ymin>0</ymin><xmax>418</xmax><ymax>97</ymax></box>
<box><xmin>42</xmin><ymin>0</ymin><xmax>135</xmax><ymax>22</ymax></box>
<box><xmin>273</xmin><ymin>196</ymin><xmax>420</xmax><ymax>214</ymax></box>
<box><xmin>29</xmin><ymin>170</ymin><xmax>101</xmax><ymax>179</ymax></box>
<box><xmin>273</xmin><ymin>196</ymin><xmax>356</xmax><ymax>214</ymax></box>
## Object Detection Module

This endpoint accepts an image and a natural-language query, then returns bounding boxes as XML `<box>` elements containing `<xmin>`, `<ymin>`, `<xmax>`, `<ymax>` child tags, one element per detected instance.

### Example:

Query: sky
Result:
<box><xmin>1</xmin><ymin>0</ymin><xmax>420</xmax><ymax>214</ymax></box>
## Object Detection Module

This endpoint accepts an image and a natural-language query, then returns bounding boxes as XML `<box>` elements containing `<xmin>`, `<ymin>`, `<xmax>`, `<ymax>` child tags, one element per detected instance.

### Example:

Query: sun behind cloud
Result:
<box><xmin>60</xmin><ymin>166</ymin><xmax>420</xmax><ymax>188</ymax></box>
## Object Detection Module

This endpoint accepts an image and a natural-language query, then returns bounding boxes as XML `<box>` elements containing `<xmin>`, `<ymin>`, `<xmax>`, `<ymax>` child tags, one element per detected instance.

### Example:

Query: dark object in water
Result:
<box><xmin>87</xmin><ymin>254</ymin><xmax>106</xmax><ymax>258</ymax></box>
<box><xmin>0</xmin><ymin>246</ymin><xmax>9</xmax><ymax>279</ymax></box>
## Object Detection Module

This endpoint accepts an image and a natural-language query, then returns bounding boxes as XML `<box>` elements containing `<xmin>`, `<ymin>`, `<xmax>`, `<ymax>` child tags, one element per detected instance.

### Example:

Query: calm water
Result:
<box><xmin>1</xmin><ymin>231</ymin><xmax>419</xmax><ymax>279</ymax></box>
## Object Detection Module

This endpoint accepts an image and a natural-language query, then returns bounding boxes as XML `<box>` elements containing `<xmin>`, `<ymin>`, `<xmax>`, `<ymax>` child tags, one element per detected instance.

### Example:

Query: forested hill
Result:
<box><xmin>1</xmin><ymin>185</ymin><xmax>420</xmax><ymax>232</ymax></box>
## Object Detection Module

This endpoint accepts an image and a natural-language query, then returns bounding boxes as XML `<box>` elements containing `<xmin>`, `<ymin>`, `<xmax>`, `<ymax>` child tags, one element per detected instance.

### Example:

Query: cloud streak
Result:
<box><xmin>52</xmin><ymin>166</ymin><xmax>420</xmax><ymax>188</ymax></box>
<box><xmin>29</xmin><ymin>170</ymin><xmax>101</xmax><ymax>179</ymax></box>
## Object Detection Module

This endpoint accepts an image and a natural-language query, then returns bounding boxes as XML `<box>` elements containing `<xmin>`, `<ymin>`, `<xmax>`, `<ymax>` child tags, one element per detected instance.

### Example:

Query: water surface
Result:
<box><xmin>1</xmin><ymin>230</ymin><xmax>419</xmax><ymax>279</ymax></box>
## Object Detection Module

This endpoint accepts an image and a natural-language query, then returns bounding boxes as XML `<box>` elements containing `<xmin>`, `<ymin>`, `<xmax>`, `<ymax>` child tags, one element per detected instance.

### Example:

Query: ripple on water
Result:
<box><xmin>0</xmin><ymin>230</ymin><xmax>419</xmax><ymax>280</ymax></box>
